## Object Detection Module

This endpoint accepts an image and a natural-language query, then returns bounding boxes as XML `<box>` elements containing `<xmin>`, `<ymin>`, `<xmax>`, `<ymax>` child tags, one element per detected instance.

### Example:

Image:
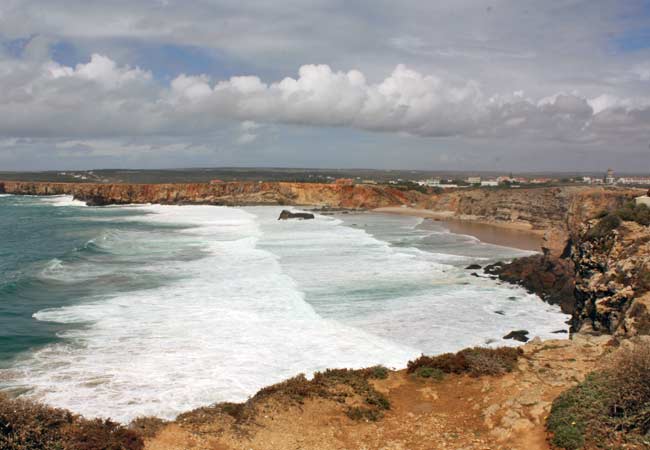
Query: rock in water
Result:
<box><xmin>503</xmin><ymin>330</ymin><xmax>530</xmax><ymax>342</ymax></box>
<box><xmin>465</xmin><ymin>264</ymin><xmax>482</xmax><ymax>270</ymax></box>
<box><xmin>278</xmin><ymin>210</ymin><xmax>315</xmax><ymax>220</ymax></box>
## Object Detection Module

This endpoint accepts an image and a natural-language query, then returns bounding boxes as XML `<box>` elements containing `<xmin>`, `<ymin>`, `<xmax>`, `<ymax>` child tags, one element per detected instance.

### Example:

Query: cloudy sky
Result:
<box><xmin>1</xmin><ymin>0</ymin><xmax>650</xmax><ymax>172</ymax></box>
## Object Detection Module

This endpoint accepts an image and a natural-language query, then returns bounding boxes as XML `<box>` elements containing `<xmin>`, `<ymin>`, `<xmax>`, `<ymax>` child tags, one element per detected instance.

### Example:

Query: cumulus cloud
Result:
<box><xmin>0</xmin><ymin>52</ymin><xmax>649</xmax><ymax>146</ymax></box>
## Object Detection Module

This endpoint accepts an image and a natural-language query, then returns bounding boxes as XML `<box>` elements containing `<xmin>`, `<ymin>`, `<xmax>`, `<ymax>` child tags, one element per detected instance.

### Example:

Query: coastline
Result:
<box><xmin>373</xmin><ymin>206</ymin><xmax>543</xmax><ymax>252</ymax></box>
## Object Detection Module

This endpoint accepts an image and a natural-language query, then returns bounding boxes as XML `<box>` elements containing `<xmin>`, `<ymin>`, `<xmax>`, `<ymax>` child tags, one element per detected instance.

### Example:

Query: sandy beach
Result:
<box><xmin>373</xmin><ymin>206</ymin><xmax>543</xmax><ymax>252</ymax></box>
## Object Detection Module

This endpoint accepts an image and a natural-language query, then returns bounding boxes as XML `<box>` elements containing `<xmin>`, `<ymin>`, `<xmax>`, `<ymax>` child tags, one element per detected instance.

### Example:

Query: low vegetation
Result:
<box><xmin>178</xmin><ymin>365</ymin><xmax>392</xmax><ymax>427</ymax></box>
<box><xmin>0</xmin><ymin>394</ymin><xmax>143</xmax><ymax>450</ymax></box>
<box><xmin>590</xmin><ymin>202</ymin><xmax>650</xmax><ymax>240</ymax></box>
<box><xmin>547</xmin><ymin>344</ymin><xmax>650</xmax><ymax>449</ymax></box>
<box><xmin>406</xmin><ymin>346</ymin><xmax>523</xmax><ymax>377</ymax></box>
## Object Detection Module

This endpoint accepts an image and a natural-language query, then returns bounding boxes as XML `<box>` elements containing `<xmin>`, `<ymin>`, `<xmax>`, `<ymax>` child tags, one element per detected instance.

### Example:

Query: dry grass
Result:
<box><xmin>177</xmin><ymin>365</ymin><xmax>392</xmax><ymax>429</ymax></box>
<box><xmin>0</xmin><ymin>394</ymin><xmax>143</xmax><ymax>450</ymax></box>
<box><xmin>407</xmin><ymin>347</ymin><xmax>523</xmax><ymax>377</ymax></box>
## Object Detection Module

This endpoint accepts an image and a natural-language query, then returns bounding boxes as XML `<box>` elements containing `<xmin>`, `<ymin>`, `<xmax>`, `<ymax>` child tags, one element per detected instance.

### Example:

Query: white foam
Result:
<box><xmin>39</xmin><ymin>195</ymin><xmax>87</xmax><ymax>207</ymax></box>
<box><xmin>5</xmin><ymin>206</ymin><xmax>418</xmax><ymax>422</ymax></box>
<box><xmin>2</xmin><ymin>204</ymin><xmax>570</xmax><ymax>423</ymax></box>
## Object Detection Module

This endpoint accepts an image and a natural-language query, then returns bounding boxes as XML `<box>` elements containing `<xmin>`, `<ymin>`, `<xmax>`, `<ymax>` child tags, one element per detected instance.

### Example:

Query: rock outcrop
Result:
<box><xmin>422</xmin><ymin>186</ymin><xmax>640</xmax><ymax>256</ymax></box>
<box><xmin>571</xmin><ymin>219</ymin><xmax>650</xmax><ymax>336</ymax></box>
<box><xmin>485</xmin><ymin>255</ymin><xmax>576</xmax><ymax>314</ymax></box>
<box><xmin>278</xmin><ymin>210</ymin><xmax>315</xmax><ymax>220</ymax></box>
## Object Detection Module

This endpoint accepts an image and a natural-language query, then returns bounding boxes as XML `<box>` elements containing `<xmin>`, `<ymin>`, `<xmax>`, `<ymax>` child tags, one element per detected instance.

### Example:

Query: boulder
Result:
<box><xmin>278</xmin><ymin>210</ymin><xmax>315</xmax><ymax>220</ymax></box>
<box><xmin>465</xmin><ymin>264</ymin><xmax>482</xmax><ymax>270</ymax></box>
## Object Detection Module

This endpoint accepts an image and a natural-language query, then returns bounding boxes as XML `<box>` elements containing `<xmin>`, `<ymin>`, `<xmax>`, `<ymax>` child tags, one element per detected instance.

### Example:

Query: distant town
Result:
<box><xmin>1</xmin><ymin>168</ymin><xmax>650</xmax><ymax>191</ymax></box>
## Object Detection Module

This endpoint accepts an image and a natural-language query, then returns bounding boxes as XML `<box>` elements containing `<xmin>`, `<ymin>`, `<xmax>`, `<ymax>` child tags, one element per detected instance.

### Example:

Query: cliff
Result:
<box><xmin>0</xmin><ymin>180</ymin><xmax>424</xmax><ymax>209</ymax></box>
<box><xmin>571</xmin><ymin>217</ymin><xmax>650</xmax><ymax>336</ymax></box>
<box><xmin>420</xmin><ymin>186</ymin><xmax>641</xmax><ymax>256</ymax></box>
<box><xmin>3</xmin><ymin>181</ymin><xmax>641</xmax><ymax>256</ymax></box>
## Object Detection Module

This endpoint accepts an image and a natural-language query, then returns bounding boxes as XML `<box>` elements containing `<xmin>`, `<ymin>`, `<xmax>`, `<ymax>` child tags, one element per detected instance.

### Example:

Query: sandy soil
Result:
<box><xmin>144</xmin><ymin>334</ymin><xmax>610</xmax><ymax>450</ymax></box>
<box><xmin>373</xmin><ymin>206</ymin><xmax>543</xmax><ymax>252</ymax></box>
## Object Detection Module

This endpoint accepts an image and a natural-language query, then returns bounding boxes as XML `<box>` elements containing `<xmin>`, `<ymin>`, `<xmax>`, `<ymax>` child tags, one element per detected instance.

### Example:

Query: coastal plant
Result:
<box><xmin>178</xmin><ymin>366</ymin><xmax>394</xmax><ymax>428</ymax></box>
<box><xmin>414</xmin><ymin>367</ymin><xmax>445</xmax><ymax>381</ymax></box>
<box><xmin>585</xmin><ymin>213</ymin><xmax>621</xmax><ymax>240</ymax></box>
<box><xmin>0</xmin><ymin>394</ymin><xmax>143</xmax><ymax>450</ymax></box>
<box><xmin>547</xmin><ymin>344</ymin><xmax>650</xmax><ymax>449</ymax></box>
<box><xmin>407</xmin><ymin>347</ymin><xmax>522</xmax><ymax>377</ymax></box>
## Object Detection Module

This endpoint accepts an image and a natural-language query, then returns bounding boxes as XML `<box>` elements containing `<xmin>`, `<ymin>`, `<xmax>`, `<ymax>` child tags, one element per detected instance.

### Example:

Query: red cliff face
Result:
<box><xmin>0</xmin><ymin>181</ymin><xmax>424</xmax><ymax>209</ymax></box>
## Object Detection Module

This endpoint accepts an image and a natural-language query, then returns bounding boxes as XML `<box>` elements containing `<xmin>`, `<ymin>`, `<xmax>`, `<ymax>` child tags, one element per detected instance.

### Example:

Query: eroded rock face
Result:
<box><xmin>0</xmin><ymin>181</ymin><xmax>425</xmax><ymax>209</ymax></box>
<box><xmin>571</xmin><ymin>220</ymin><xmax>650</xmax><ymax>336</ymax></box>
<box><xmin>484</xmin><ymin>255</ymin><xmax>576</xmax><ymax>314</ymax></box>
<box><xmin>422</xmin><ymin>186</ymin><xmax>640</xmax><ymax>256</ymax></box>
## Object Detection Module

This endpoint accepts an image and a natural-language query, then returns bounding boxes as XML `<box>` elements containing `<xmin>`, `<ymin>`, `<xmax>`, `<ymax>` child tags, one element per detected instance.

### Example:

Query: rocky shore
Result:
<box><xmin>2</xmin><ymin>180</ymin><xmax>640</xmax><ymax>256</ymax></box>
<box><xmin>2</xmin><ymin>181</ymin><xmax>649</xmax><ymax>449</ymax></box>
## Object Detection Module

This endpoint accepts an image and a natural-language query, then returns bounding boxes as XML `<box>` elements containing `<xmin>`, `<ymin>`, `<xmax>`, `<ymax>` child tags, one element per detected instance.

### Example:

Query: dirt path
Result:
<box><xmin>145</xmin><ymin>334</ymin><xmax>610</xmax><ymax>450</ymax></box>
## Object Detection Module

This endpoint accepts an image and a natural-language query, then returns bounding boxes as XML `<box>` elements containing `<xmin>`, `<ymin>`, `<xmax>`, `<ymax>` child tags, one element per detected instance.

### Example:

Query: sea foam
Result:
<box><xmin>2</xmin><ymin>204</ymin><xmax>570</xmax><ymax>423</ymax></box>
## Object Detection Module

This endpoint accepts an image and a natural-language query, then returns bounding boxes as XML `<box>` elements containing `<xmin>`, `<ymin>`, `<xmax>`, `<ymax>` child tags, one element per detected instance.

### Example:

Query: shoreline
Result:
<box><xmin>373</xmin><ymin>206</ymin><xmax>543</xmax><ymax>252</ymax></box>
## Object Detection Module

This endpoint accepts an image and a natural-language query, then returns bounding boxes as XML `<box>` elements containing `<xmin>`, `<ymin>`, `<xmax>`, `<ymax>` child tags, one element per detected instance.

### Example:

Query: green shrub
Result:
<box><xmin>547</xmin><ymin>345</ymin><xmax>650</xmax><ymax>448</ymax></box>
<box><xmin>367</xmin><ymin>365</ymin><xmax>389</xmax><ymax>380</ymax></box>
<box><xmin>414</xmin><ymin>367</ymin><xmax>445</xmax><ymax>380</ymax></box>
<box><xmin>407</xmin><ymin>347</ymin><xmax>522</xmax><ymax>377</ymax></box>
<box><xmin>586</xmin><ymin>213</ymin><xmax>621</xmax><ymax>240</ymax></box>
<box><xmin>547</xmin><ymin>373</ymin><xmax>611</xmax><ymax>449</ymax></box>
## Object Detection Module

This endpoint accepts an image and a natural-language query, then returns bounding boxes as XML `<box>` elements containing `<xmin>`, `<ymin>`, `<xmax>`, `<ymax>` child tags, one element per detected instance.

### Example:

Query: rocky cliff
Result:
<box><xmin>0</xmin><ymin>180</ymin><xmax>424</xmax><ymax>209</ymax></box>
<box><xmin>421</xmin><ymin>187</ymin><xmax>641</xmax><ymax>255</ymax></box>
<box><xmin>2</xmin><ymin>181</ymin><xmax>641</xmax><ymax>256</ymax></box>
<box><xmin>571</xmin><ymin>217</ymin><xmax>650</xmax><ymax>336</ymax></box>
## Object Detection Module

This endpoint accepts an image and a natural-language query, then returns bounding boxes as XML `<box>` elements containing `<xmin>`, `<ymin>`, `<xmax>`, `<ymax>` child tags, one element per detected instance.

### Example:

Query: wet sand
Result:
<box><xmin>373</xmin><ymin>206</ymin><xmax>542</xmax><ymax>252</ymax></box>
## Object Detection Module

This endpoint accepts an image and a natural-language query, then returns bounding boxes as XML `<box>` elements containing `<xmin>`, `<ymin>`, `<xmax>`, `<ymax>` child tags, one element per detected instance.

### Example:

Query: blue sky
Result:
<box><xmin>0</xmin><ymin>0</ymin><xmax>649</xmax><ymax>171</ymax></box>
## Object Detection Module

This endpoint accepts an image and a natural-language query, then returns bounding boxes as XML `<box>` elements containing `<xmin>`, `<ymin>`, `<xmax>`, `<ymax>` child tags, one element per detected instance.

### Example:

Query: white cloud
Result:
<box><xmin>0</xmin><ymin>52</ymin><xmax>649</xmax><ymax>147</ymax></box>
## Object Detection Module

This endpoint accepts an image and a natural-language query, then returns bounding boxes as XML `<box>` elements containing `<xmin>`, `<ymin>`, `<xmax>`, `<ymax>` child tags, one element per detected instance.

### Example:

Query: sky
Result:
<box><xmin>1</xmin><ymin>0</ymin><xmax>650</xmax><ymax>172</ymax></box>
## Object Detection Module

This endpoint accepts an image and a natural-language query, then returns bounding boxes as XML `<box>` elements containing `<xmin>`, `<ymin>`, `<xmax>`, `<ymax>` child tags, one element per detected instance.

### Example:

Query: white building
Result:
<box><xmin>618</xmin><ymin>177</ymin><xmax>650</xmax><ymax>186</ymax></box>
<box><xmin>466</xmin><ymin>176</ymin><xmax>481</xmax><ymax>184</ymax></box>
<box><xmin>481</xmin><ymin>180</ymin><xmax>498</xmax><ymax>187</ymax></box>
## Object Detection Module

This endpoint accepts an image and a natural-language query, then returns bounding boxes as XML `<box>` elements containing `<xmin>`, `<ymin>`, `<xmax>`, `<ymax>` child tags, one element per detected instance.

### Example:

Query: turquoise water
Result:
<box><xmin>0</xmin><ymin>195</ymin><xmax>202</xmax><ymax>365</ymax></box>
<box><xmin>0</xmin><ymin>195</ymin><xmax>570</xmax><ymax>421</ymax></box>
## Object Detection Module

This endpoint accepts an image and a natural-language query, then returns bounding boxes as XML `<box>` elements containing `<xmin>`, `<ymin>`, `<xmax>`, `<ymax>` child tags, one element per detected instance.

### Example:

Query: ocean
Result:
<box><xmin>0</xmin><ymin>194</ymin><xmax>569</xmax><ymax>422</ymax></box>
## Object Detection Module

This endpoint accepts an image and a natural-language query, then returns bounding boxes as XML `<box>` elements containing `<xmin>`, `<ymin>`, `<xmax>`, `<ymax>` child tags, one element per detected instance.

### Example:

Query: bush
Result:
<box><xmin>585</xmin><ymin>213</ymin><xmax>621</xmax><ymax>240</ymax></box>
<box><xmin>178</xmin><ymin>366</ymin><xmax>394</xmax><ymax>428</ymax></box>
<box><xmin>547</xmin><ymin>345</ymin><xmax>650</xmax><ymax>449</ymax></box>
<box><xmin>367</xmin><ymin>365</ymin><xmax>389</xmax><ymax>380</ymax></box>
<box><xmin>608</xmin><ymin>345</ymin><xmax>650</xmax><ymax>431</ymax></box>
<box><xmin>414</xmin><ymin>367</ymin><xmax>445</xmax><ymax>380</ymax></box>
<box><xmin>0</xmin><ymin>394</ymin><xmax>143</xmax><ymax>450</ymax></box>
<box><xmin>407</xmin><ymin>347</ymin><xmax>523</xmax><ymax>377</ymax></box>
<box><xmin>547</xmin><ymin>373</ymin><xmax>611</xmax><ymax>449</ymax></box>
<box><xmin>615</xmin><ymin>202</ymin><xmax>650</xmax><ymax>226</ymax></box>
<box><xmin>65</xmin><ymin>418</ymin><xmax>144</xmax><ymax>450</ymax></box>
